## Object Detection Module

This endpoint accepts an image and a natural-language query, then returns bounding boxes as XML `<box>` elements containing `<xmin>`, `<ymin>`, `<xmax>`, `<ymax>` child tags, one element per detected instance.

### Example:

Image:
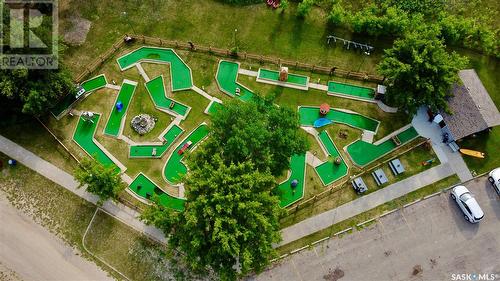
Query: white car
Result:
<box><xmin>488</xmin><ymin>168</ymin><xmax>500</xmax><ymax>195</ymax></box>
<box><xmin>450</xmin><ymin>185</ymin><xmax>484</xmax><ymax>223</ymax></box>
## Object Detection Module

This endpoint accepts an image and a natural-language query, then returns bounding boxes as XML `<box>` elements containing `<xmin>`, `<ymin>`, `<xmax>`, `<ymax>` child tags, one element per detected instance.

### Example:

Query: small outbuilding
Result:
<box><xmin>319</xmin><ymin>103</ymin><xmax>330</xmax><ymax>115</ymax></box>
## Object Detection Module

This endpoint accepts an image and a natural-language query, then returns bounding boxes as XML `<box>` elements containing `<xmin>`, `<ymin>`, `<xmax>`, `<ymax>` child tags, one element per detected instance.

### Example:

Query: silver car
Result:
<box><xmin>488</xmin><ymin>168</ymin><xmax>500</xmax><ymax>195</ymax></box>
<box><xmin>450</xmin><ymin>185</ymin><xmax>484</xmax><ymax>223</ymax></box>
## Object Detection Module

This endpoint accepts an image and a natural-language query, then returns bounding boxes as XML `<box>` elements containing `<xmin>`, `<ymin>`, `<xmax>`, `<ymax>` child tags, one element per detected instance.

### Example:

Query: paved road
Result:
<box><xmin>278</xmin><ymin>163</ymin><xmax>455</xmax><ymax>246</ymax></box>
<box><xmin>255</xmin><ymin>176</ymin><xmax>500</xmax><ymax>281</ymax></box>
<box><xmin>0</xmin><ymin>194</ymin><xmax>113</xmax><ymax>281</ymax></box>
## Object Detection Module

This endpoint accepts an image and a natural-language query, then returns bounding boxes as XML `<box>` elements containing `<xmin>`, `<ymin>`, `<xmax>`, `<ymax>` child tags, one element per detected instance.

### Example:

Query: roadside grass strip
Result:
<box><xmin>215</xmin><ymin>60</ymin><xmax>255</xmax><ymax>102</ymax></box>
<box><xmin>104</xmin><ymin>80</ymin><xmax>137</xmax><ymax>137</ymax></box>
<box><xmin>205</xmin><ymin>99</ymin><xmax>224</xmax><ymax>115</ymax></box>
<box><xmin>346</xmin><ymin>126</ymin><xmax>419</xmax><ymax>167</ymax></box>
<box><xmin>73</xmin><ymin>114</ymin><xmax>122</xmax><ymax>172</ymax></box>
<box><xmin>129</xmin><ymin>173</ymin><xmax>185</xmax><ymax>211</ymax></box>
<box><xmin>116</xmin><ymin>46</ymin><xmax>193</xmax><ymax>91</ymax></box>
<box><xmin>314</xmin><ymin>131</ymin><xmax>349</xmax><ymax>186</ymax></box>
<box><xmin>163</xmin><ymin>124</ymin><xmax>209</xmax><ymax>184</ymax></box>
<box><xmin>299</xmin><ymin>106</ymin><xmax>379</xmax><ymax>133</ymax></box>
<box><xmin>327</xmin><ymin>81</ymin><xmax>375</xmax><ymax>100</ymax></box>
<box><xmin>274</xmin><ymin>154</ymin><xmax>307</xmax><ymax>208</ymax></box>
<box><xmin>51</xmin><ymin>74</ymin><xmax>108</xmax><ymax>118</ymax></box>
<box><xmin>129</xmin><ymin>124</ymin><xmax>184</xmax><ymax>158</ymax></box>
<box><xmin>145</xmin><ymin>75</ymin><xmax>190</xmax><ymax>118</ymax></box>
<box><xmin>257</xmin><ymin>68</ymin><xmax>309</xmax><ymax>90</ymax></box>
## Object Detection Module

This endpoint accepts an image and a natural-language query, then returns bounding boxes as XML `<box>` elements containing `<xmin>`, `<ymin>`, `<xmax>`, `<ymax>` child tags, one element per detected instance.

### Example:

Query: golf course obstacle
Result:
<box><xmin>299</xmin><ymin>106</ymin><xmax>380</xmax><ymax>133</ymax></box>
<box><xmin>256</xmin><ymin>68</ymin><xmax>309</xmax><ymax>90</ymax></box>
<box><xmin>327</xmin><ymin>81</ymin><xmax>375</xmax><ymax>101</ymax></box>
<box><xmin>73</xmin><ymin>113</ymin><xmax>125</xmax><ymax>172</ymax></box>
<box><xmin>129</xmin><ymin>124</ymin><xmax>184</xmax><ymax>158</ymax></box>
<box><xmin>314</xmin><ymin>131</ymin><xmax>348</xmax><ymax>186</ymax></box>
<box><xmin>145</xmin><ymin>75</ymin><xmax>191</xmax><ymax>119</ymax></box>
<box><xmin>163</xmin><ymin>124</ymin><xmax>210</xmax><ymax>185</ymax></box>
<box><xmin>51</xmin><ymin>74</ymin><xmax>108</xmax><ymax>119</ymax></box>
<box><xmin>116</xmin><ymin>46</ymin><xmax>193</xmax><ymax>91</ymax></box>
<box><xmin>346</xmin><ymin>126</ymin><xmax>419</xmax><ymax>167</ymax></box>
<box><xmin>104</xmin><ymin>80</ymin><xmax>138</xmax><ymax>137</ymax></box>
<box><xmin>274</xmin><ymin>154</ymin><xmax>307</xmax><ymax>208</ymax></box>
<box><xmin>215</xmin><ymin>60</ymin><xmax>255</xmax><ymax>101</ymax></box>
<box><xmin>129</xmin><ymin>173</ymin><xmax>186</xmax><ymax>211</ymax></box>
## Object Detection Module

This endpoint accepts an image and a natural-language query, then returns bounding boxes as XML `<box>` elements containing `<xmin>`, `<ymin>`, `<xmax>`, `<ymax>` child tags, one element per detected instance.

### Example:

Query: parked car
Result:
<box><xmin>488</xmin><ymin>168</ymin><xmax>500</xmax><ymax>195</ymax></box>
<box><xmin>450</xmin><ymin>185</ymin><xmax>484</xmax><ymax>223</ymax></box>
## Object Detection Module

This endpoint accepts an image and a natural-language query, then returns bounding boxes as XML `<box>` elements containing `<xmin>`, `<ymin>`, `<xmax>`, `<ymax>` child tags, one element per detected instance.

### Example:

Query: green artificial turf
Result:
<box><xmin>81</xmin><ymin>74</ymin><xmax>107</xmax><ymax>92</ymax></box>
<box><xmin>163</xmin><ymin>124</ymin><xmax>209</xmax><ymax>184</ymax></box>
<box><xmin>128</xmin><ymin>173</ymin><xmax>185</xmax><ymax>211</ymax></box>
<box><xmin>117</xmin><ymin>47</ymin><xmax>193</xmax><ymax>91</ymax></box>
<box><xmin>104</xmin><ymin>81</ymin><xmax>137</xmax><ymax>137</ymax></box>
<box><xmin>258</xmin><ymin>68</ymin><xmax>309</xmax><ymax>86</ymax></box>
<box><xmin>299</xmin><ymin>106</ymin><xmax>379</xmax><ymax>132</ymax></box>
<box><xmin>216</xmin><ymin>60</ymin><xmax>255</xmax><ymax>101</ymax></box>
<box><xmin>129</xmin><ymin>125</ymin><xmax>184</xmax><ymax>158</ymax></box>
<box><xmin>314</xmin><ymin>130</ymin><xmax>348</xmax><ymax>185</ymax></box>
<box><xmin>206</xmin><ymin>100</ymin><xmax>224</xmax><ymax>115</ymax></box>
<box><xmin>145</xmin><ymin>76</ymin><xmax>190</xmax><ymax>117</ymax></box>
<box><xmin>328</xmin><ymin>81</ymin><xmax>375</xmax><ymax>100</ymax></box>
<box><xmin>274</xmin><ymin>154</ymin><xmax>307</xmax><ymax>208</ymax></box>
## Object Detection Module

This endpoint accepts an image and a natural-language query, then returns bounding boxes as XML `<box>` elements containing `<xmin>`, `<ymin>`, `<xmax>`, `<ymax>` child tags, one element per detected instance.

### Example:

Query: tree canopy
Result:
<box><xmin>377</xmin><ymin>27</ymin><xmax>468</xmax><ymax>114</ymax></box>
<box><xmin>74</xmin><ymin>157</ymin><xmax>124</xmax><ymax>204</ymax></box>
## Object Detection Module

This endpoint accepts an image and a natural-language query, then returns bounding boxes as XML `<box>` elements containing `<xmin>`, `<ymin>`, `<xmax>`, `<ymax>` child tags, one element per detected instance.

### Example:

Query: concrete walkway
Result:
<box><xmin>277</xmin><ymin>163</ymin><xmax>455</xmax><ymax>246</ymax></box>
<box><xmin>0</xmin><ymin>134</ymin><xmax>167</xmax><ymax>244</ymax></box>
<box><xmin>412</xmin><ymin>107</ymin><xmax>473</xmax><ymax>182</ymax></box>
<box><xmin>238</xmin><ymin>68</ymin><xmax>258</xmax><ymax>77</ymax></box>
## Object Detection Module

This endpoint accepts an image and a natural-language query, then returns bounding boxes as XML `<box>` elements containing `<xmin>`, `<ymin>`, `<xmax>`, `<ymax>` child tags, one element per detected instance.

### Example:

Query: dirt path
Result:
<box><xmin>0</xmin><ymin>195</ymin><xmax>113</xmax><ymax>281</ymax></box>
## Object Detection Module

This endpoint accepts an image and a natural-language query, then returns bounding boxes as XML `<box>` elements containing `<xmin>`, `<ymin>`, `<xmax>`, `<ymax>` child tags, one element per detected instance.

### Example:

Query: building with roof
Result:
<box><xmin>439</xmin><ymin>69</ymin><xmax>500</xmax><ymax>142</ymax></box>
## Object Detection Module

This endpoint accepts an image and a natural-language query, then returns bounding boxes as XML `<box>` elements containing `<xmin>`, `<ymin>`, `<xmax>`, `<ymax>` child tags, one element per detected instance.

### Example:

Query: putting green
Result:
<box><xmin>117</xmin><ymin>47</ymin><xmax>193</xmax><ymax>91</ymax></box>
<box><xmin>206</xmin><ymin>100</ymin><xmax>224</xmax><ymax>115</ymax></box>
<box><xmin>129</xmin><ymin>173</ymin><xmax>185</xmax><ymax>211</ymax></box>
<box><xmin>145</xmin><ymin>76</ymin><xmax>190</xmax><ymax>117</ymax></box>
<box><xmin>216</xmin><ymin>60</ymin><xmax>255</xmax><ymax>102</ymax></box>
<box><xmin>347</xmin><ymin>126</ymin><xmax>419</xmax><ymax>167</ymax></box>
<box><xmin>129</xmin><ymin>125</ymin><xmax>184</xmax><ymax>158</ymax></box>
<box><xmin>51</xmin><ymin>74</ymin><xmax>108</xmax><ymax>118</ymax></box>
<box><xmin>274</xmin><ymin>154</ymin><xmax>307</xmax><ymax>208</ymax></box>
<box><xmin>299</xmin><ymin>106</ymin><xmax>379</xmax><ymax>132</ymax></box>
<box><xmin>328</xmin><ymin>81</ymin><xmax>375</xmax><ymax>100</ymax></box>
<box><xmin>104</xmin><ymin>81</ymin><xmax>137</xmax><ymax>137</ymax></box>
<box><xmin>314</xmin><ymin>131</ymin><xmax>348</xmax><ymax>185</ymax></box>
<box><xmin>258</xmin><ymin>68</ymin><xmax>308</xmax><ymax>86</ymax></box>
<box><xmin>164</xmin><ymin>124</ymin><xmax>209</xmax><ymax>184</ymax></box>
<box><xmin>73</xmin><ymin>114</ymin><xmax>119</xmax><ymax>171</ymax></box>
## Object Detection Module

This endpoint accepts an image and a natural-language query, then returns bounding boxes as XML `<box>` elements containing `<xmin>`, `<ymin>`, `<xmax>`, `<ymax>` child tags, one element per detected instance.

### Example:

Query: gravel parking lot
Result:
<box><xmin>254</xmin><ymin>176</ymin><xmax>500</xmax><ymax>281</ymax></box>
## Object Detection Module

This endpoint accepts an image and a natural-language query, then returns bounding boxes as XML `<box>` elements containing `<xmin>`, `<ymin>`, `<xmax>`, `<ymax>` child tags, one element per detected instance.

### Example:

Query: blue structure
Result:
<box><xmin>116</xmin><ymin>101</ymin><xmax>124</xmax><ymax>112</ymax></box>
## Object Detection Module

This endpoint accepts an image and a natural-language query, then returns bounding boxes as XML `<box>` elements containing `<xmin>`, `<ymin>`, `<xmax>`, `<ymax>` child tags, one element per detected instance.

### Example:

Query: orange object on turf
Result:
<box><xmin>459</xmin><ymin>149</ymin><xmax>486</xmax><ymax>159</ymax></box>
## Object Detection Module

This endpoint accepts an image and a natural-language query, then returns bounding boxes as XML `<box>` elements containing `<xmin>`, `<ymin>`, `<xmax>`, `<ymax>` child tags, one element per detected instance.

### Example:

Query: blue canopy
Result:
<box><xmin>313</xmin><ymin>118</ymin><xmax>332</xmax><ymax>128</ymax></box>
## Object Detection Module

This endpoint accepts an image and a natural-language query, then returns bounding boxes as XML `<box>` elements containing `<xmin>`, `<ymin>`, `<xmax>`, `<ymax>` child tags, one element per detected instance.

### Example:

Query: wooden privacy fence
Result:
<box><xmin>74</xmin><ymin>34</ymin><xmax>384</xmax><ymax>83</ymax></box>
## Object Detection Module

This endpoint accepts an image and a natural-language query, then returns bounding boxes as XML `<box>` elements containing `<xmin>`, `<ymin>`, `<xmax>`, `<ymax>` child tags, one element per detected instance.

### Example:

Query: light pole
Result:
<box><xmin>233</xmin><ymin>29</ymin><xmax>238</xmax><ymax>50</ymax></box>
<box><xmin>121</xmin><ymin>11</ymin><xmax>136</xmax><ymax>34</ymax></box>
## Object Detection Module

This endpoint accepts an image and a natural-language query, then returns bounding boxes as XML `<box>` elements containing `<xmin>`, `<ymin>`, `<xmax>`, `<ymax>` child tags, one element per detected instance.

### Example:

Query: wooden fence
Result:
<box><xmin>74</xmin><ymin>34</ymin><xmax>384</xmax><ymax>83</ymax></box>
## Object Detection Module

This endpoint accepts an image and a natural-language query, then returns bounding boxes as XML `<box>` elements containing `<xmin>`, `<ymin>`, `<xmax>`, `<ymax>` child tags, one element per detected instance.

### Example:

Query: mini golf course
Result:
<box><xmin>274</xmin><ymin>154</ymin><xmax>307</xmax><ymax>208</ymax></box>
<box><xmin>73</xmin><ymin>114</ymin><xmax>120</xmax><ymax>171</ymax></box>
<box><xmin>257</xmin><ymin>68</ymin><xmax>309</xmax><ymax>89</ymax></box>
<box><xmin>129</xmin><ymin>173</ymin><xmax>185</xmax><ymax>211</ymax></box>
<box><xmin>145</xmin><ymin>76</ymin><xmax>190</xmax><ymax>118</ymax></box>
<box><xmin>205</xmin><ymin>100</ymin><xmax>223</xmax><ymax>115</ymax></box>
<box><xmin>216</xmin><ymin>60</ymin><xmax>255</xmax><ymax>102</ymax></box>
<box><xmin>129</xmin><ymin>124</ymin><xmax>184</xmax><ymax>158</ymax></box>
<box><xmin>104</xmin><ymin>80</ymin><xmax>137</xmax><ymax>137</ymax></box>
<box><xmin>164</xmin><ymin>124</ymin><xmax>210</xmax><ymax>184</ymax></box>
<box><xmin>328</xmin><ymin>81</ymin><xmax>375</xmax><ymax>100</ymax></box>
<box><xmin>299</xmin><ymin>106</ymin><xmax>379</xmax><ymax>133</ymax></box>
<box><xmin>314</xmin><ymin>131</ymin><xmax>348</xmax><ymax>185</ymax></box>
<box><xmin>117</xmin><ymin>47</ymin><xmax>193</xmax><ymax>91</ymax></box>
<box><xmin>51</xmin><ymin>74</ymin><xmax>108</xmax><ymax>118</ymax></box>
<box><xmin>347</xmin><ymin>126</ymin><xmax>419</xmax><ymax>167</ymax></box>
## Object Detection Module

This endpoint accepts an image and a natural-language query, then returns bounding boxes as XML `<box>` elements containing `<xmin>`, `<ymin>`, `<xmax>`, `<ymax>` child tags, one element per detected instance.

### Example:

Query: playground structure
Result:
<box><xmin>60</xmin><ymin>46</ymin><xmax>420</xmax><ymax>211</ymax></box>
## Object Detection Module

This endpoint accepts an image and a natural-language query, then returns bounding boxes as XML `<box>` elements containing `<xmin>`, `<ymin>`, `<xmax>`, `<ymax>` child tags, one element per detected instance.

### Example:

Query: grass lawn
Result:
<box><xmin>276</xmin><ymin>174</ymin><xmax>460</xmax><ymax>255</ymax></box>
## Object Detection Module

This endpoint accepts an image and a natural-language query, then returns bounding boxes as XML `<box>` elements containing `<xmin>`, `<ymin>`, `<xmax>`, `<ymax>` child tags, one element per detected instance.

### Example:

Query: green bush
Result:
<box><xmin>217</xmin><ymin>0</ymin><xmax>262</xmax><ymax>5</ymax></box>
<box><xmin>297</xmin><ymin>0</ymin><xmax>315</xmax><ymax>18</ymax></box>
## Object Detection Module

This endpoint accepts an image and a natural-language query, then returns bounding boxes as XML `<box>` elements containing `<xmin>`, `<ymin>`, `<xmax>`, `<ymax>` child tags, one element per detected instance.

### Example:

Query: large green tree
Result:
<box><xmin>142</xmin><ymin>155</ymin><xmax>283</xmax><ymax>280</ymax></box>
<box><xmin>377</xmin><ymin>27</ymin><xmax>468</xmax><ymax>114</ymax></box>
<box><xmin>74</xmin><ymin>157</ymin><xmax>124</xmax><ymax>204</ymax></box>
